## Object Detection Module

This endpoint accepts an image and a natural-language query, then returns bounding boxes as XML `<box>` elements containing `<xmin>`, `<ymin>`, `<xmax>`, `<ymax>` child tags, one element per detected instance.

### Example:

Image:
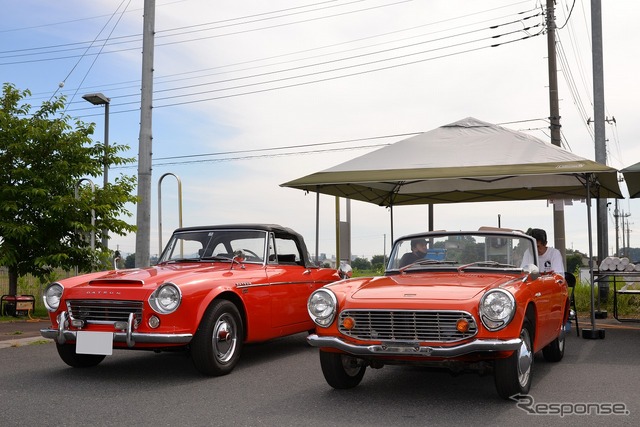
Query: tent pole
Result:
<box><xmin>429</xmin><ymin>204</ymin><xmax>434</xmax><ymax>231</ymax></box>
<box><xmin>335</xmin><ymin>197</ymin><xmax>340</xmax><ymax>265</ymax></box>
<box><xmin>583</xmin><ymin>174</ymin><xmax>605</xmax><ymax>339</ymax></box>
<box><xmin>390</xmin><ymin>205</ymin><xmax>394</xmax><ymax>246</ymax></box>
<box><xmin>315</xmin><ymin>191</ymin><xmax>320</xmax><ymax>265</ymax></box>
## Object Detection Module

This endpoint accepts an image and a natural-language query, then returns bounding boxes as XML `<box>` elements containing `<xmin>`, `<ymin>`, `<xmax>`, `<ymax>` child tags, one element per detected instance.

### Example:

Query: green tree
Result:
<box><xmin>125</xmin><ymin>253</ymin><xmax>136</xmax><ymax>269</ymax></box>
<box><xmin>566</xmin><ymin>250</ymin><xmax>585</xmax><ymax>275</ymax></box>
<box><xmin>0</xmin><ymin>83</ymin><xmax>138</xmax><ymax>295</ymax></box>
<box><xmin>351</xmin><ymin>257</ymin><xmax>372</xmax><ymax>270</ymax></box>
<box><xmin>371</xmin><ymin>254</ymin><xmax>387</xmax><ymax>270</ymax></box>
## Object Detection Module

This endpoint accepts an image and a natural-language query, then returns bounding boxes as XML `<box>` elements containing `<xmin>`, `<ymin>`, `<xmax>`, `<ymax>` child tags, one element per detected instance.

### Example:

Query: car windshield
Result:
<box><xmin>387</xmin><ymin>231</ymin><xmax>537</xmax><ymax>272</ymax></box>
<box><xmin>158</xmin><ymin>229</ymin><xmax>268</xmax><ymax>264</ymax></box>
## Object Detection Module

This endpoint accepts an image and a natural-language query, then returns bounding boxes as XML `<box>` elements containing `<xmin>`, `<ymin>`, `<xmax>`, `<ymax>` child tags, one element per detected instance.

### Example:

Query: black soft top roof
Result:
<box><xmin>172</xmin><ymin>223</ymin><xmax>300</xmax><ymax>237</ymax></box>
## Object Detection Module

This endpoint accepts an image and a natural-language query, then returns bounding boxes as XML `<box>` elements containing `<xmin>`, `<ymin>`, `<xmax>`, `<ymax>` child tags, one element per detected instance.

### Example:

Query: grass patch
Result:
<box><xmin>573</xmin><ymin>280</ymin><xmax>640</xmax><ymax>318</ymax></box>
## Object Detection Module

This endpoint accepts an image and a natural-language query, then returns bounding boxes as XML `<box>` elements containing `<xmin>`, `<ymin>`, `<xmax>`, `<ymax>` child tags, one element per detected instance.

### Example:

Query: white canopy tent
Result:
<box><xmin>621</xmin><ymin>161</ymin><xmax>640</xmax><ymax>199</ymax></box>
<box><xmin>283</xmin><ymin>117</ymin><xmax>622</xmax><ymax>205</ymax></box>
<box><xmin>282</xmin><ymin>117</ymin><xmax>624</xmax><ymax>337</ymax></box>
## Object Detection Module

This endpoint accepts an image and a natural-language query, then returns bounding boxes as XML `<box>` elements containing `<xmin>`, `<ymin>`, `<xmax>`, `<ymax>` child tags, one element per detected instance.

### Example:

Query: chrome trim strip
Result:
<box><xmin>235</xmin><ymin>280</ymin><xmax>333</xmax><ymax>288</ymax></box>
<box><xmin>235</xmin><ymin>283</ymin><xmax>270</xmax><ymax>289</ymax></box>
<box><xmin>307</xmin><ymin>334</ymin><xmax>522</xmax><ymax>357</ymax></box>
<box><xmin>40</xmin><ymin>328</ymin><xmax>193</xmax><ymax>345</ymax></box>
<box><xmin>126</xmin><ymin>312</ymin><xmax>135</xmax><ymax>347</ymax></box>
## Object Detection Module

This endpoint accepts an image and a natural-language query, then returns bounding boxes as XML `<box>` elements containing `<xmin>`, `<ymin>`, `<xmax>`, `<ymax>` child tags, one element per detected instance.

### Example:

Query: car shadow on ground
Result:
<box><xmin>35</xmin><ymin>332</ymin><xmax>314</xmax><ymax>385</ymax></box>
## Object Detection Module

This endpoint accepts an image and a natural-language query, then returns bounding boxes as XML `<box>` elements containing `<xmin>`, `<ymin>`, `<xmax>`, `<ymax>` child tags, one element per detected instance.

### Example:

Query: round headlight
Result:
<box><xmin>308</xmin><ymin>289</ymin><xmax>337</xmax><ymax>327</ymax></box>
<box><xmin>149</xmin><ymin>283</ymin><xmax>182</xmax><ymax>314</ymax></box>
<box><xmin>479</xmin><ymin>289</ymin><xmax>516</xmax><ymax>331</ymax></box>
<box><xmin>43</xmin><ymin>283</ymin><xmax>64</xmax><ymax>312</ymax></box>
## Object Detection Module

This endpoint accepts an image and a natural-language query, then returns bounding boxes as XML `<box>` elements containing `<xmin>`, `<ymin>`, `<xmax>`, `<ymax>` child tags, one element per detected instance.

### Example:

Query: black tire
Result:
<box><xmin>191</xmin><ymin>300</ymin><xmax>243</xmax><ymax>376</ymax></box>
<box><xmin>542</xmin><ymin>324</ymin><xmax>566</xmax><ymax>362</ymax></box>
<box><xmin>494</xmin><ymin>320</ymin><xmax>533</xmax><ymax>399</ymax></box>
<box><xmin>319</xmin><ymin>351</ymin><xmax>366</xmax><ymax>389</ymax></box>
<box><xmin>56</xmin><ymin>343</ymin><xmax>106</xmax><ymax>368</ymax></box>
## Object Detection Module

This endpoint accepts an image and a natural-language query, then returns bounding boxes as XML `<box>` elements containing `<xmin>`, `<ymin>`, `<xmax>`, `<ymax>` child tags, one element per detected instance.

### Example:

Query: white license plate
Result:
<box><xmin>76</xmin><ymin>331</ymin><xmax>113</xmax><ymax>355</ymax></box>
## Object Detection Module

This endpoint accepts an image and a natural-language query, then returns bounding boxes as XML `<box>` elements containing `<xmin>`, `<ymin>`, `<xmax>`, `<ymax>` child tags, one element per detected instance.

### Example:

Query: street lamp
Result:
<box><xmin>82</xmin><ymin>92</ymin><xmax>110</xmax><ymax>250</ymax></box>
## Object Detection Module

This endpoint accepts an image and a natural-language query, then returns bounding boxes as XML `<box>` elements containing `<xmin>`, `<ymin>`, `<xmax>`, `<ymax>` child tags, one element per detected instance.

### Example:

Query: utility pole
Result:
<box><xmin>614</xmin><ymin>199</ymin><xmax>619</xmax><ymax>256</ymax></box>
<box><xmin>614</xmin><ymin>208</ymin><xmax>630</xmax><ymax>257</ymax></box>
<box><xmin>591</xmin><ymin>0</ymin><xmax>609</xmax><ymax>267</ymax></box>
<box><xmin>626</xmin><ymin>220</ymin><xmax>631</xmax><ymax>258</ymax></box>
<box><xmin>546</xmin><ymin>0</ymin><xmax>566</xmax><ymax>264</ymax></box>
<box><xmin>591</xmin><ymin>0</ymin><xmax>611</xmax><ymax>321</ymax></box>
<box><xmin>135</xmin><ymin>0</ymin><xmax>155</xmax><ymax>267</ymax></box>
<box><xmin>621</xmin><ymin>213</ymin><xmax>626</xmax><ymax>254</ymax></box>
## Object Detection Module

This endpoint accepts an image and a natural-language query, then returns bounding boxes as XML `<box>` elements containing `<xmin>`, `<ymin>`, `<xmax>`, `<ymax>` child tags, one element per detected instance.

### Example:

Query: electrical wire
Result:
<box><xmin>61</xmin><ymin>13</ymin><xmax>543</xmax><ymax>115</ymax></box>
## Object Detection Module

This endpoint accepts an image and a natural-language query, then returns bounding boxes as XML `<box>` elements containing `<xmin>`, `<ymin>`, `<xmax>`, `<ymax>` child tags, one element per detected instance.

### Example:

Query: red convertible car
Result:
<box><xmin>41</xmin><ymin>224</ymin><xmax>348</xmax><ymax>375</ymax></box>
<box><xmin>307</xmin><ymin>228</ymin><xmax>569</xmax><ymax>399</ymax></box>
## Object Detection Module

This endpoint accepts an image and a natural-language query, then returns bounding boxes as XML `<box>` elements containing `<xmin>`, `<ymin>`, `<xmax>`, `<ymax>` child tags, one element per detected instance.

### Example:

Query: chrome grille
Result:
<box><xmin>67</xmin><ymin>300</ymin><xmax>143</xmax><ymax>324</ymax></box>
<box><xmin>338</xmin><ymin>310</ymin><xmax>477</xmax><ymax>343</ymax></box>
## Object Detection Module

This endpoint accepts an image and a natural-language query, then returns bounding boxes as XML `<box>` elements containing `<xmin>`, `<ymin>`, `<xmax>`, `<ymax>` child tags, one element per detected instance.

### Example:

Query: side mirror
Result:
<box><xmin>338</xmin><ymin>263</ymin><xmax>352</xmax><ymax>279</ymax></box>
<box><xmin>523</xmin><ymin>263</ymin><xmax>540</xmax><ymax>280</ymax></box>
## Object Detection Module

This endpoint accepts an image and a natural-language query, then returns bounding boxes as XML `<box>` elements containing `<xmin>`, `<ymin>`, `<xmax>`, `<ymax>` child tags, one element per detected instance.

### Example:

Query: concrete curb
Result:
<box><xmin>0</xmin><ymin>336</ymin><xmax>52</xmax><ymax>350</ymax></box>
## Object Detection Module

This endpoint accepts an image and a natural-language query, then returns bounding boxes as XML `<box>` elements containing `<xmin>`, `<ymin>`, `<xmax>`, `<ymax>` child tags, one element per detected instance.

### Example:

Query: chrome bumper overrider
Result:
<box><xmin>307</xmin><ymin>334</ymin><xmax>522</xmax><ymax>357</ymax></box>
<box><xmin>40</xmin><ymin>312</ymin><xmax>192</xmax><ymax>347</ymax></box>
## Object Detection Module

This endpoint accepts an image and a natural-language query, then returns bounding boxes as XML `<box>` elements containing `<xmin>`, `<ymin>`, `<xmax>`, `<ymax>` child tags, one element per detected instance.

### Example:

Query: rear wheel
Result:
<box><xmin>191</xmin><ymin>300</ymin><xmax>243</xmax><ymax>376</ymax></box>
<box><xmin>56</xmin><ymin>343</ymin><xmax>106</xmax><ymax>368</ymax></box>
<box><xmin>494</xmin><ymin>320</ymin><xmax>533</xmax><ymax>399</ymax></box>
<box><xmin>319</xmin><ymin>351</ymin><xmax>366</xmax><ymax>389</ymax></box>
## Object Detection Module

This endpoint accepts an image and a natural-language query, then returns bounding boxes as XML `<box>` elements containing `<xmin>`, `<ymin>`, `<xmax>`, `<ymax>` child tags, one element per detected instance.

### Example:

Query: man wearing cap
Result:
<box><xmin>521</xmin><ymin>228</ymin><xmax>565</xmax><ymax>275</ymax></box>
<box><xmin>399</xmin><ymin>239</ymin><xmax>428</xmax><ymax>267</ymax></box>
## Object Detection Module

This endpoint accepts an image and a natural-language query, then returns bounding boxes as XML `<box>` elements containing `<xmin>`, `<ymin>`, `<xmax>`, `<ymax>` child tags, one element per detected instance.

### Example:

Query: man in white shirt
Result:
<box><xmin>522</xmin><ymin>228</ymin><xmax>565</xmax><ymax>275</ymax></box>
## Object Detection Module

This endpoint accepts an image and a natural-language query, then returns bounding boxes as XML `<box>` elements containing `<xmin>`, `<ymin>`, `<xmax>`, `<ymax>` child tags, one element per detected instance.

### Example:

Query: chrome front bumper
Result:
<box><xmin>40</xmin><ymin>311</ymin><xmax>192</xmax><ymax>348</ymax></box>
<box><xmin>307</xmin><ymin>334</ymin><xmax>522</xmax><ymax>357</ymax></box>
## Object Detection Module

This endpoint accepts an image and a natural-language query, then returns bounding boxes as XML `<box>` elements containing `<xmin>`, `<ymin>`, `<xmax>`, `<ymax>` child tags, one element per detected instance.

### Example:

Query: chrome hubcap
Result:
<box><xmin>517</xmin><ymin>328</ymin><xmax>533</xmax><ymax>387</ymax></box>
<box><xmin>213</xmin><ymin>314</ymin><xmax>237</xmax><ymax>363</ymax></box>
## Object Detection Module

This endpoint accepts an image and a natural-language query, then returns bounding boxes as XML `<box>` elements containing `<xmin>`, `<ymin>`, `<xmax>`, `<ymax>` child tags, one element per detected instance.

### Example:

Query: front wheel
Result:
<box><xmin>56</xmin><ymin>343</ymin><xmax>106</xmax><ymax>368</ymax></box>
<box><xmin>494</xmin><ymin>320</ymin><xmax>533</xmax><ymax>399</ymax></box>
<box><xmin>191</xmin><ymin>300</ymin><xmax>243</xmax><ymax>376</ymax></box>
<box><xmin>319</xmin><ymin>351</ymin><xmax>366</xmax><ymax>389</ymax></box>
<box><xmin>542</xmin><ymin>324</ymin><xmax>565</xmax><ymax>362</ymax></box>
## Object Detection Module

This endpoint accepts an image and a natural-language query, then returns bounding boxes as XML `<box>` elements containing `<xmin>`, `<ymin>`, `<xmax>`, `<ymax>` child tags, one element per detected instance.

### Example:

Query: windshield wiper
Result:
<box><xmin>200</xmin><ymin>255</ymin><xmax>233</xmax><ymax>262</ymax></box>
<box><xmin>399</xmin><ymin>259</ymin><xmax>456</xmax><ymax>273</ymax></box>
<box><xmin>457</xmin><ymin>261</ymin><xmax>517</xmax><ymax>271</ymax></box>
<box><xmin>164</xmin><ymin>258</ymin><xmax>199</xmax><ymax>264</ymax></box>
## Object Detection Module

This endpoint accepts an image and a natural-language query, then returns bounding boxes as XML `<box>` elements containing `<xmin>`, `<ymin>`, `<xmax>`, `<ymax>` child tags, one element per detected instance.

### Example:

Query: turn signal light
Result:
<box><xmin>148</xmin><ymin>315</ymin><xmax>160</xmax><ymax>329</ymax></box>
<box><xmin>342</xmin><ymin>316</ymin><xmax>355</xmax><ymax>330</ymax></box>
<box><xmin>456</xmin><ymin>318</ymin><xmax>470</xmax><ymax>333</ymax></box>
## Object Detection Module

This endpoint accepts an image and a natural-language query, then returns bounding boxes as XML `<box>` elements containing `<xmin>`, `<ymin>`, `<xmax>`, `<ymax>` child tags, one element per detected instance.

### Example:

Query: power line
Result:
<box><xmin>61</xmin><ymin>14</ymin><xmax>543</xmax><ymax>115</ymax></box>
<box><xmin>0</xmin><ymin>0</ymin><xmax>411</xmax><ymax>63</ymax></box>
<box><xmin>112</xmin><ymin>132</ymin><xmax>416</xmax><ymax>169</ymax></box>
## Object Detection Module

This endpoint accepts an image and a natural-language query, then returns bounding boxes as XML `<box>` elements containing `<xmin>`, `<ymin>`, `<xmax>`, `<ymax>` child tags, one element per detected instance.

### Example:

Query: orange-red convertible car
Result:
<box><xmin>307</xmin><ymin>229</ymin><xmax>569</xmax><ymax>399</ymax></box>
<box><xmin>41</xmin><ymin>224</ymin><xmax>348</xmax><ymax>375</ymax></box>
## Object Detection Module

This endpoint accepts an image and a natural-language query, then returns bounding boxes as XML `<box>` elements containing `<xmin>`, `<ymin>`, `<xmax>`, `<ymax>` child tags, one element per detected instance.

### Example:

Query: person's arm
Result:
<box><xmin>521</xmin><ymin>248</ymin><xmax>534</xmax><ymax>268</ymax></box>
<box><xmin>551</xmin><ymin>248</ymin><xmax>565</xmax><ymax>275</ymax></box>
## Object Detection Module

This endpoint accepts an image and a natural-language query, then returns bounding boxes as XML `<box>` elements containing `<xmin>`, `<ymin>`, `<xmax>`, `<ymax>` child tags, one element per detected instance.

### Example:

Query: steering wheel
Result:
<box><xmin>239</xmin><ymin>249</ymin><xmax>261</xmax><ymax>261</ymax></box>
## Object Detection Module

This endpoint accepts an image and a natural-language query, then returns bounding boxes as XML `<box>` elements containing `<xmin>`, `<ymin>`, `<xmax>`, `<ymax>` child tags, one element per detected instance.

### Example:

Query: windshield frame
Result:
<box><xmin>157</xmin><ymin>228</ymin><xmax>269</xmax><ymax>265</ymax></box>
<box><xmin>386</xmin><ymin>229</ymin><xmax>538</xmax><ymax>273</ymax></box>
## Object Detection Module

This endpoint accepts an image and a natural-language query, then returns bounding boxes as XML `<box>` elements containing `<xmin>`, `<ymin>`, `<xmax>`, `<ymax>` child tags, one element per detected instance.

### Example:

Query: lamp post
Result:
<box><xmin>82</xmin><ymin>92</ymin><xmax>110</xmax><ymax>250</ymax></box>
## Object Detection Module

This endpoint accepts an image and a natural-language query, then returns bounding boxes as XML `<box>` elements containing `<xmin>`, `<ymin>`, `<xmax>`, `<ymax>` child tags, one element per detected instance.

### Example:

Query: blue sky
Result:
<box><xmin>2</xmin><ymin>0</ymin><xmax>639</xmax><ymax>259</ymax></box>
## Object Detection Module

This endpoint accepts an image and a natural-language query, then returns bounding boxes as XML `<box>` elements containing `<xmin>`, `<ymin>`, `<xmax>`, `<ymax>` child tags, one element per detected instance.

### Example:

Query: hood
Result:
<box><xmin>347</xmin><ymin>272</ymin><xmax>516</xmax><ymax>301</ymax></box>
<box><xmin>61</xmin><ymin>263</ymin><xmax>236</xmax><ymax>289</ymax></box>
